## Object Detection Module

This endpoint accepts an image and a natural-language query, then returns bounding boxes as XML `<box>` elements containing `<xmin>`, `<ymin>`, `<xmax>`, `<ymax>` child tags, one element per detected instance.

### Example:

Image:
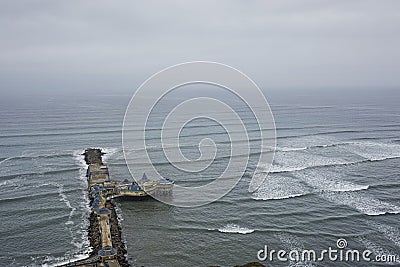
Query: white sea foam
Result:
<box><xmin>275</xmin><ymin>233</ymin><xmax>316</xmax><ymax>267</ymax></box>
<box><xmin>253</xmin><ymin>166</ymin><xmax>369</xmax><ymax>202</ymax></box>
<box><xmin>270</xmin><ymin>165</ymin><xmax>309</xmax><ymax>173</ymax></box>
<box><xmin>99</xmin><ymin>147</ymin><xmax>120</xmax><ymax>162</ymax></box>
<box><xmin>272</xmin><ymin>143</ymin><xmax>347</xmax><ymax>153</ymax></box>
<box><xmin>367</xmin><ymin>221</ymin><xmax>400</xmax><ymax>248</ymax></box>
<box><xmin>293</xmin><ymin>169</ymin><xmax>369</xmax><ymax>193</ymax></box>
<box><xmin>330</xmin><ymin>185</ymin><xmax>370</xmax><ymax>192</ymax></box>
<box><xmin>37</xmin><ymin>150</ymin><xmax>93</xmax><ymax>266</ymax></box>
<box><xmin>275</xmin><ymin>232</ymin><xmax>304</xmax><ymax>251</ymax></box>
<box><xmin>252</xmin><ymin>175</ymin><xmax>310</xmax><ymax>200</ymax></box>
<box><xmin>265</xmin><ymin>141</ymin><xmax>400</xmax><ymax>174</ymax></box>
<box><xmin>54</xmin><ymin>183</ymin><xmax>76</xmax><ymax>221</ymax></box>
<box><xmin>41</xmin><ymin>253</ymin><xmax>90</xmax><ymax>267</ymax></box>
<box><xmin>1</xmin><ymin>150</ymin><xmax>76</xmax><ymax>167</ymax></box>
<box><xmin>346</xmin><ymin>142</ymin><xmax>400</xmax><ymax>161</ymax></box>
<box><xmin>72</xmin><ymin>149</ymin><xmax>92</xmax><ymax>254</ymax></box>
<box><xmin>255</xmin><ymin>141</ymin><xmax>399</xmax><ymax>209</ymax></box>
<box><xmin>269</xmin><ymin>150</ymin><xmax>354</xmax><ymax>174</ymax></box>
<box><xmin>264</xmin><ymin>145</ymin><xmax>307</xmax><ymax>152</ymax></box>
<box><xmin>0</xmin><ymin>156</ymin><xmax>14</xmax><ymax>165</ymax></box>
<box><xmin>43</xmin><ymin>181</ymin><xmax>88</xmax><ymax>255</ymax></box>
<box><xmin>0</xmin><ymin>178</ymin><xmax>22</xmax><ymax>187</ymax></box>
<box><xmin>72</xmin><ymin>150</ymin><xmax>86</xmax><ymax>168</ymax></box>
<box><xmin>0</xmin><ymin>151</ymin><xmax>34</xmax><ymax>165</ymax></box>
<box><xmin>278</xmin><ymin>146</ymin><xmax>308</xmax><ymax>152</ymax></box>
<box><xmin>257</xmin><ymin>156</ymin><xmax>400</xmax><ymax>215</ymax></box>
<box><xmin>254</xmin><ymin>193</ymin><xmax>305</xmax><ymax>200</ymax></box>
<box><xmin>216</xmin><ymin>224</ymin><xmax>254</xmax><ymax>234</ymax></box>
<box><xmin>319</xmin><ymin>191</ymin><xmax>400</xmax><ymax>216</ymax></box>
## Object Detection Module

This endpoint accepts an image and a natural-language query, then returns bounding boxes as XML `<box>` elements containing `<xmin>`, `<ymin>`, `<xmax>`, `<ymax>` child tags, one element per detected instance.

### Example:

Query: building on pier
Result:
<box><xmin>87</xmin><ymin>164</ymin><xmax>110</xmax><ymax>185</ymax></box>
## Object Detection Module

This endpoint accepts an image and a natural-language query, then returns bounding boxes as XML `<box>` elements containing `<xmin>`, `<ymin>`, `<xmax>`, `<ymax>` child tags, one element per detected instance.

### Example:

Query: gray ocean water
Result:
<box><xmin>1</xmin><ymin>89</ymin><xmax>399</xmax><ymax>267</ymax></box>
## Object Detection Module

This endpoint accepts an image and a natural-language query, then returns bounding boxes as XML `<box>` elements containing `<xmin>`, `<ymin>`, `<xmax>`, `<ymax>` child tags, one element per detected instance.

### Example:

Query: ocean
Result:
<box><xmin>0</xmin><ymin>89</ymin><xmax>399</xmax><ymax>267</ymax></box>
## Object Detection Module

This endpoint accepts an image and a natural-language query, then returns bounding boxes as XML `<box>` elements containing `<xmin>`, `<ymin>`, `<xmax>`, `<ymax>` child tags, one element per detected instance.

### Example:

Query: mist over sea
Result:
<box><xmin>1</xmin><ymin>88</ymin><xmax>399</xmax><ymax>266</ymax></box>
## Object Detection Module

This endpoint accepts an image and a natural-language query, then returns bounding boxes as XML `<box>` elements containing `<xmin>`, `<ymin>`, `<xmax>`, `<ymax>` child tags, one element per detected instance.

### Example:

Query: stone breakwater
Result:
<box><xmin>85</xmin><ymin>200</ymin><xmax>129</xmax><ymax>266</ymax></box>
<box><xmin>59</xmin><ymin>148</ymin><xmax>128</xmax><ymax>267</ymax></box>
<box><xmin>106</xmin><ymin>200</ymin><xmax>129</xmax><ymax>266</ymax></box>
<box><xmin>83</xmin><ymin>148</ymin><xmax>104</xmax><ymax>165</ymax></box>
<box><xmin>84</xmin><ymin>148</ymin><xmax>129</xmax><ymax>267</ymax></box>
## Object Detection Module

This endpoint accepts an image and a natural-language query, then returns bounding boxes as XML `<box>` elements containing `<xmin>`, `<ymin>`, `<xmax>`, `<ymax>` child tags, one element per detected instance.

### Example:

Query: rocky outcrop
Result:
<box><xmin>83</xmin><ymin>148</ymin><xmax>104</xmax><ymax>165</ymax></box>
<box><xmin>106</xmin><ymin>200</ymin><xmax>129</xmax><ymax>267</ymax></box>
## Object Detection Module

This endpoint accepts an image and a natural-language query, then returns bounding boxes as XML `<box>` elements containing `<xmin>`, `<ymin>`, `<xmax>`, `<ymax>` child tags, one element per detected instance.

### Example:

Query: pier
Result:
<box><xmin>60</xmin><ymin>148</ymin><xmax>173</xmax><ymax>267</ymax></box>
<box><xmin>59</xmin><ymin>148</ymin><xmax>262</xmax><ymax>267</ymax></box>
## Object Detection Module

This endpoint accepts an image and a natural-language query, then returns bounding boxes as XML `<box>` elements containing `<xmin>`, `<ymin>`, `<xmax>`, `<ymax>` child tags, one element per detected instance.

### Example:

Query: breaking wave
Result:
<box><xmin>212</xmin><ymin>224</ymin><xmax>255</xmax><ymax>234</ymax></box>
<box><xmin>259</xmin><ymin>141</ymin><xmax>400</xmax><ymax>174</ymax></box>
<box><xmin>252</xmin><ymin>175</ymin><xmax>311</xmax><ymax>200</ymax></box>
<box><xmin>319</xmin><ymin>191</ymin><xmax>400</xmax><ymax>216</ymax></box>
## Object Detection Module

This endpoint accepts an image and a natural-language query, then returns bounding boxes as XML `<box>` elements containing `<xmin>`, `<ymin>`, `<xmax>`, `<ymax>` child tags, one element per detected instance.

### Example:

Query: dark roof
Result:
<box><xmin>98</xmin><ymin>246</ymin><xmax>117</xmax><ymax>256</ymax></box>
<box><xmin>140</xmin><ymin>173</ymin><xmax>149</xmax><ymax>182</ymax></box>
<box><xmin>96</xmin><ymin>207</ymin><xmax>111</xmax><ymax>215</ymax></box>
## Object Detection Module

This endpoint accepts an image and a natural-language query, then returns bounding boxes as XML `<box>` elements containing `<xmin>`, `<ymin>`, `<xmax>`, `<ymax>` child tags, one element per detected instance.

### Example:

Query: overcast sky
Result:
<box><xmin>0</xmin><ymin>0</ymin><xmax>399</xmax><ymax>96</ymax></box>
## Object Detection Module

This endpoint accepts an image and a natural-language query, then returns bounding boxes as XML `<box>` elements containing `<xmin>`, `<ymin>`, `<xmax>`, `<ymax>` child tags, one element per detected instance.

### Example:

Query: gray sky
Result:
<box><xmin>0</xmin><ymin>0</ymin><xmax>399</xmax><ymax>96</ymax></box>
